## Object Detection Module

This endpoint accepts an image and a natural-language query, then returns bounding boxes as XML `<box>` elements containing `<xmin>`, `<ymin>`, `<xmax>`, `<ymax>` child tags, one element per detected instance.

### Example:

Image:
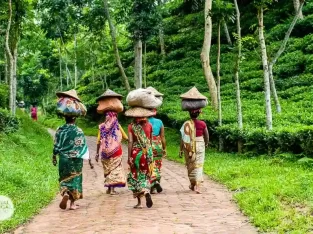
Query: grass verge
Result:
<box><xmin>165</xmin><ymin>128</ymin><xmax>313</xmax><ymax>233</ymax></box>
<box><xmin>0</xmin><ymin>113</ymin><xmax>58</xmax><ymax>233</ymax></box>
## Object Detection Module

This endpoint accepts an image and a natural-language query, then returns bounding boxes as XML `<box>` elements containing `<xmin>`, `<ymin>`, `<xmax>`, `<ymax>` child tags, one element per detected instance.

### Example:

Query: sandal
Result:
<box><xmin>145</xmin><ymin>193</ymin><xmax>153</xmax><ymax>208</ymax></box>
<box><xmin>59</xmin><ymin>194</ymin><xmax>69</xmax><ymax>210</ymax></box>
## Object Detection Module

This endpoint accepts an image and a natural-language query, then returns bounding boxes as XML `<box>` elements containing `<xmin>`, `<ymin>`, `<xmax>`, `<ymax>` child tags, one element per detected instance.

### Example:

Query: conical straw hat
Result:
<box><xmin>96</xmin><ymin>89</ymin><xmax>123</xmax><ymax>102</ymax></box>
<box><xmin>146</xmin><ymin>86</ymin><xmax>164</xmax><ymax>97</ymax></box>
<box><xmin>180</xmin><ymin>87</ymin><xmax>207</xmax><ymax>100</ymax></box>
<box><xmin>124</xmin><ymin>107</ymin><xmax>156</xmax><ymax>117</ymax></box>
<box><xmin>56</xmin><ymin>89</ymin><xmax>81</xmax><ymax>102</ymax></box>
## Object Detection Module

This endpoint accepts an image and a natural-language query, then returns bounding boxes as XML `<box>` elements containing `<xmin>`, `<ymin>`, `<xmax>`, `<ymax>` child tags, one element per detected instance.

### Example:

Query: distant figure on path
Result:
<box><xmin>148</xmin><ymin>110</ymin><xmax>166</xmax><ymax>194</ymax></box>
<box><xmin>95</xmin><ymin>111</ymin><xmax>128</xmax><ymax>195</ymax></box>
<box><xmin>180</xmin><ymin>109</ymin><xmax>209</xmax><ymax>194</ymax></box>
<box><xmin>53</xmin><ymin>89</ymin><xmax>89</xmax><ymax>210</ymax></box>
<box><xmin>125</xmin><ymin>107</ymin><xmax>155</xmax><ymax>209</ymax></box>
<box><xmin>30</xmin><ymin>105</ymin><xmax>37</xmax><ymax>121</ymax></box>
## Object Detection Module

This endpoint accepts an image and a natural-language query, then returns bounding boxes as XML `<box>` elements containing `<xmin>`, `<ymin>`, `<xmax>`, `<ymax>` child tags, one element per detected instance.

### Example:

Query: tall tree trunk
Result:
<box><xmin>58</xmin><ymin>40</ymin><xmax>63</xmax><ymax>91</ymax></box>
<box><xmin>157</xmin><ymin>0</ymin><xmax>166</xmax><ymax>56</ymax></box>
<box><xmin>5</xmin><ymin>0</ymin><xmax>14</xmax><ymax>113</ymax></box>
<box><xmin>200</xmin><ymin>0</ymin><xmax>218</xmax><ymax>110</ymax></box>
<box><xmin>234</xmin><ymin>0</ymin><xmax>243</xmax><ymax>130</ymax></box>
<box><xmin>144</xmin><ymin>42</ymin><xmax>147</xmax><ymax>88</ymax></box>
<box><xmin>217</xmin><ymin>22</ymin><xmax>223</xmax><ymax>151</ymax></box>
<box><xmin>4</xmin><ymin>49</ymin><xmax>8</xmax><ymax>84</ymax></box>
<box><xmin>66</xmin><ymin>59</ymin><xmax>69</xmax><ymax>88</ymax></box>
<box><xmin>74</xmin><ymin>33</ymin><xmax>78</xmax><ymax>88</ymax></box>
<box><xmin>13</xmin><ymin>46</ymin><xmax>17</xmax><ymax>115</ymax></box>
<box><xmin>268</xmin><ymin>0</ymin><xmax>304</xmax><ymax>113</ymax></box>
<box><xmin>258</xmin><ymin>7</ymin><xmax>272</xmax><ymax>131</ymax></box>
<box><xmin>293</xmin><ymin>0</ymin><xmax>304</xmax><ymax>19</ymax></box>
<box><xmin>103</xmin><ymin>0</ymin><xmax>131</xmax><ymax>92</ymax></box>
<box><xmin>134</xmin><ymin>39</ymin><xmax>143</xmax><ymax>89</ymax></box>
<box><xmin>223</xmin><ymin>21</ymin><xmax>232</xmax><ymax>45</ymax></box>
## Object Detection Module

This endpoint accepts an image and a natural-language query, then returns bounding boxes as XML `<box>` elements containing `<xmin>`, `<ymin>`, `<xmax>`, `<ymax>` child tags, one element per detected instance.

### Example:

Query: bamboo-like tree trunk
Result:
<box><xmin>268</xmin><ymin>0</ymin><xmax>304</xmax><ymax>113</ymax></box>
<box><xmin>74</xmin><ymin>33</ymin><xmax>78</xmax><ymax>88</ymax></box>
<box><xmin>157</xmin><ymin>0</ymin><xmax>166</xmax><ymax>56</ymax></box>
<box><xmin>200</xmin><ymin>0</ymin><xmax>218</xmax><ymax>110</ymax></box>
<box><xmin>13</xmin><ymin>47</ymin><xmax>17</xmax><ymax>115</ymax></box>
<box><xmin>293</xmin><ymin>0</ymin><xmax>304</xmax><ymax>19</ymax></box>
<box><xmin>223</xmin><ymin>21</ymin><xmax>232</xmax><ymax>45</ymax></box>
<box><xmin>58</xmin><ymin>40</ymin><xmax>63</xmax><ymax>91</ymax></box>
<box><xmin>144</xmin><ymin>42</ymin><xmax>147</xmax><ymax>88</ymax></box>
<box><xmin>5</xmin><ymin>0</ymin><xmax>14</xmax><ymax>113</ymax></box>
<box><xmin>217</xmin><ymin>22</ymin><xmax>223</xmax><ymax>151</ymax></box>
<box><xmin>258</xmin><ymin>7</ymin><xmax>272</xmax><ymax>131</ymax></box>
<box><xmin>234</xmin><ymin>0</ymin><xmax>243</xmax><ymax>130</ymax></box>
<box><xmin>4</xmin><ymin>49</ymin><xmax>8</xmax><ymax>84</ymax></box>
<box><xmin>103</xmin><ymin>0</ymin><xmax>131</xmax><ymax>92</ymax></box>
<box><xmin>134</xmin><ymin>39</ymin><xmax>143</xmax><ymax>89</ymax></box>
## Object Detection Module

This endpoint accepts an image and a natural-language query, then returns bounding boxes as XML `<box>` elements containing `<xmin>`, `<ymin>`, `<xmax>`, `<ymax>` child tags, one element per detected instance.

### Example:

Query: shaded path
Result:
<box><xmin>15</xmin><ymin>131</ymin><xmax>257</xmax><ymax>234</ymax></box>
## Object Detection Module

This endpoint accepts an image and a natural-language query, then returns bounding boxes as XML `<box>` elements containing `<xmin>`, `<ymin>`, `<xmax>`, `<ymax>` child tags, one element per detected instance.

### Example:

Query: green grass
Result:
<box><xmin>165</xmin><ymin>128</ymin><xmax>313</xmax><ymax>233</ymax></box>
<box><xmin>0</xmin><ymin>113</ymin><xmax>58</xmax><ymax>233</ymax></box>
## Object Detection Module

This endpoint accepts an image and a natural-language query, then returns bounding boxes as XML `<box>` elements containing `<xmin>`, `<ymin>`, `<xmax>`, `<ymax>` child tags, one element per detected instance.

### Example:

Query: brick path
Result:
<box><xmin>15</xmin><ymin>132</ymin><xmax>257</xmax><ymax>234</ymax></box>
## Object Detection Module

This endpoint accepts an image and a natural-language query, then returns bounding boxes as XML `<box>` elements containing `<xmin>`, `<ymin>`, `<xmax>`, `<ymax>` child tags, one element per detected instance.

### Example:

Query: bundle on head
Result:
<box><xmin>126</xmin><ymin>88</ymin><xmax>162</xmax><ymax>109</ymax></box>
<box><xmin>97</xmin><ymin>97</ymin><xmax>123</xmax><ymax>114</ymax></box>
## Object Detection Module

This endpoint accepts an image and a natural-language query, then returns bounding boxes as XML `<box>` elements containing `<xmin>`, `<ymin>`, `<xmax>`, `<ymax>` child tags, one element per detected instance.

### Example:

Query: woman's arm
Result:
<box><xmin>179</xmin><ymin>139</ymin><xmax>184</xmax><ymax>158</ymax></box>
<box><xmin>96</xmin><ymin>130</ymin><xmax>100</xmax><ymax>162</ymax></box>
<box><xmin>119</xmin><ymin>124</ymin><xmax>129</xmax><ymax>141</ymax></box>
<box><xmin>52</xmin><ymin>128</ymin><xmax>61</xmax><ymax>166</ymax></box>
<box><xmin>160</xmin><ymin>126</ymin><xmax>167</xmax><ymax>156</ymax></box>
<box><xmin>128</xmin><ymin>126</ymin><xmax>133</xmax><ymax>164</ymax></box>
<box><xmin>204</xmin><ymin>127</ymin><xmax>209</xmax><ymax>147</ymax></box>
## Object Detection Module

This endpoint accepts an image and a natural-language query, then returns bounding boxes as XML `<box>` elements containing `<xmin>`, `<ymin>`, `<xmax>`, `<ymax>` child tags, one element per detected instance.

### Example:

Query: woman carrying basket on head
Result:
<box><xmin>52</xmin><ymin>89</ymin><xmax>89</xmax><ymax>210</ymax></box>
<box><xmin>179</xmin><ymin>87</ymin><xmax>209</xmax><ymax>194</ymax></box>
<box><xmin>95</xmin><ymin>89</ymin><xmax>128</xmax><ymax>195</ymax></box>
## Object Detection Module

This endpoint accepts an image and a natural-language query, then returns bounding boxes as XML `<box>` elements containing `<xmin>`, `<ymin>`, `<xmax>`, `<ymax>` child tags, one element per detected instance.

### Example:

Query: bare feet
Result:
<box><xmin>110</xmin><ymin>190</ymin><xmax>119</xmax><ymax>195</ymax></box>
<box><xmin>69</xmin><ymin>201</ymin><xmax>79</xmax><ymax>210</ymax></box>
<box><xmin>189</xmin><ymin>185</ymin><xmax>195</xmax><ymax>191</ymax></box>
<box><xmin>106</xmin><ymin>188</ymin><xmax>111</xmax><ymax>194</ymax></box>
<box><xmin>133</xmin><ymin>204</ymin><xmax>143</xmax><ymax>209</ymax></box>
<box><xmin>194</xmin><ymin>186</ymin><xmax>201</xmax><ymax>194</ymax></box>
<box><xmin>59</xmin><ymin>194</ymin><xmax>69</xmax><ymax>210</ymax></box>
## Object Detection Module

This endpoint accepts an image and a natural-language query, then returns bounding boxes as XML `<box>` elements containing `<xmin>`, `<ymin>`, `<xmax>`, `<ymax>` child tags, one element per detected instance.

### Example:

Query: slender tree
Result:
<box><xmin>5</xmin><ymin>0</ymin><xmax>14</xmax><ymax>113</ymax></box>
<box><xmin>293</xmin><ymin>0</ymin><xmax>303</xmax><ymax>19</ymax></box>
<box><xmin>103</xmin><ymin>0</ymin><xmax>131</xmax><ymax>91</ymax></box>
<box><xmin>234</xmin><ymin>0</ymin><xmax>243</xmax><ymax>131</ymax></box>
<box><xmin>268</xmin><ymin>0</ymin><xmax>305</xmax><ymax>113</ymax></box>
<box><xmin>256</xmin><ymin>3</ymin><xmax>272</xmax><ymax>130</ymax></box>
<box><xmin>200</xmin><ymin>0</ymin><xmax>218</xmax><ymax>110</ymax></box>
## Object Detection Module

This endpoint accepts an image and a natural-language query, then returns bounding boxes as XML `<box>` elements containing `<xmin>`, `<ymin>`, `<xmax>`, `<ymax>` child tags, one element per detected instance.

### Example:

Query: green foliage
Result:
<box><xmin>0</xmin><ymin>84</ymin><xmax>9</xmax><ymax>109</ymax></box>
<box><xmin>0</xmin><ymin>112</ymin><xmax>58</xmax><ymax>233</ymax></box>
<box><xmin>0</xmin><ymin>109</ymin><xmax>19</xmax><ymax>134</ymax></box>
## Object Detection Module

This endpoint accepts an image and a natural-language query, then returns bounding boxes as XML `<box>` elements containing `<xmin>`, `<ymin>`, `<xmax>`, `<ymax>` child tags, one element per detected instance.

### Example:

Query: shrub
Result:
<box><xmin>0</xmin><ymin>109</ymin><xmax>19</xmax><ymax>134</ymax></box>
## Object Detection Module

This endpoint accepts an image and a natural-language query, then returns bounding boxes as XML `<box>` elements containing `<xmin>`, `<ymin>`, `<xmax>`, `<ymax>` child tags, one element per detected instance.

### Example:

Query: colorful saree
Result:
<box><xmin>150</xmin><ymin>136</ymin><xmax>163</xmax><ymax>187</ymax></box>
<box><xmin>98</xmin><ymin>111</ymin><xmax>126</xmax><ymax>188</ymax></box>
<box><xmin>180</xmin><ymin>120</ymin><xmax>205</xmax><ymax>188</ymax></box>
<box><xmin>53</xmin><ymin>124</ymin><xmax>89</xmax><ymax>201</ymax></box>
<box><xmin>127</xmin><ymin>122</ymin><xmax>153</xmax><ymax>198</ymax></box>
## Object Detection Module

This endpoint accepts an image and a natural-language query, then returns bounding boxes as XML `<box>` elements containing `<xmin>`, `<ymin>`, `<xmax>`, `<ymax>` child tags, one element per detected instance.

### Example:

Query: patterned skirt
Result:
<box><xmin>150</xmin><ymin>136</ymin><xmax>163</xmax><ymax>187</ymax></box>
<box><xmin>59</xmin><ymin>157</ymin><xmax>83</xmax><ymax>201</ymax></box>
<box><xmin>184</xmin><ymin>137</ymin><xmax>205</xmax><ymax>187</ymax></box>
<box><xmin>127</xmin><ymin>147</ymin><xmax>153</xmax><ymax>198</ymax></box>
<box><xmin>101</xmin><ymin>149</ymin><xmax>126</xmax><ymax>188</ymax></box>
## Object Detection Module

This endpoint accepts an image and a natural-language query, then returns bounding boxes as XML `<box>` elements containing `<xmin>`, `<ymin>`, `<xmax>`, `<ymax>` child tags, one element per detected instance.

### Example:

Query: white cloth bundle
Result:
<box><xmin>126</xmin><ymin>88</ymin><xmax>162</xmax><ymax>108</ymax></box>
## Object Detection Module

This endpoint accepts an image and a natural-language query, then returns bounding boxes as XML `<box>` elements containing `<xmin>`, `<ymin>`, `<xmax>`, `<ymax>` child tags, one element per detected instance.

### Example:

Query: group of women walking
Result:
<box><xmin>51</xmin><ymin>87</ymin><xmax>208</xmax><ymax>210</ymax></box>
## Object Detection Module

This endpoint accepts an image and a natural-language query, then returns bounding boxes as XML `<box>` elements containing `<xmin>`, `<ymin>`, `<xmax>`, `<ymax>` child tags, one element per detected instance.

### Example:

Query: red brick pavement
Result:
<box><xmin>14</xmin><ymin>132</ymin><xmax>257</xmax><ymax>234</ymax></box>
